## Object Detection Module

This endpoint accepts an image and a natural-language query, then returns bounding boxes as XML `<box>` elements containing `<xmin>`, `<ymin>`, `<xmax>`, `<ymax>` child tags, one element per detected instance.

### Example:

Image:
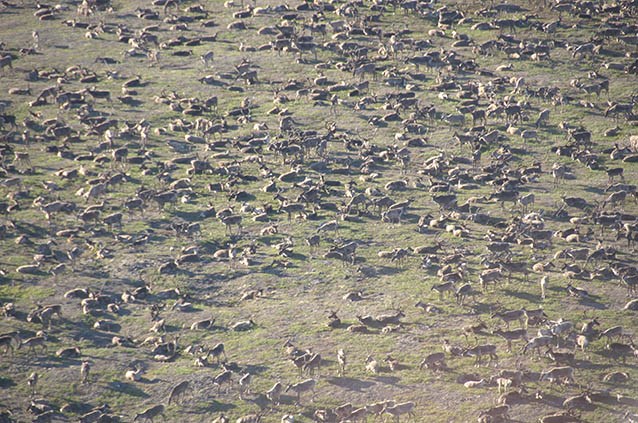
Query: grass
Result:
<box><xmin>1</xmin><ymin>0</ymin><xmax>638</xmax><ymax>422</ymax></box>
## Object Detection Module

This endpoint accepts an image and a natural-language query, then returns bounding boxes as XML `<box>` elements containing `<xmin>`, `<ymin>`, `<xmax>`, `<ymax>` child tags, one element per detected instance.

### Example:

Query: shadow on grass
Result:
<box><xmin>376</xmin><ymin>265</ymin><xmax>404</xmax><ymax>276</ymax></box>
<box><xmin>160</xmin><ymin>324</ymin><xmax>184</xmax><ymax>333</ymax></box>
<box><xmin>287</xmin><ymin>252</ymin><xmax>308</xmax><ymax>261</ymax></box>
<box><xmin>6</xmin><ymin>310</ymin><xmax>29</xmax><ymax>321</ymax></box>
<box><xmin>260</xmin><ymin>267</ymin><xmax>290</xmax><ymax>277</ymax></box>
<box><xmin>0</xmin><ymin>376</ymin><xmax>16</xmax><ymax>389</ymax></box>
<box><xmin>244</xmin><ymin>393</ymin><xmax>272</xmax><ymax>410</ymax></box>
<box><xmin>170</xmin><ymin>210</ymin><xmax>210</xmax><ymax>222</ymax></box>
<box><xmin>76</xmin><ymin>269</ymin><xmax>110</xmax><ymax>279</ymax></box>
<box><xmin>12</xmin><ymin>221</ymin><xmax>49</xmax><ymax>238</ymax></box>
<box><xmin>593</xmin><ymin>350</ymin><xmax>637</xmax><ymax>366</ymax></box>
<box><xmin>325</xmin><ymin>376</ymin><xmax>375</xmax><ymax>392</ymax></box>
<box><xmin>61</xmin><ymin>321</ymin><xmax>118</xmax><ymax>348</ymax></box>
<box><xmin>244</xmin><ymin>364</ymin><xmax>269</xmax><ymax>375</ymax></box>
<box><xmin>583</xmin><ymin>186</ymin><xmax>605</xmax><ymax>195</ymax></box>
<box><xmin>106</xmin><ymin>381</ymin><xmax>151</xmax><ymax>398</ymax></box>
<box><xmin>187</xmin><ymin>400</ymin><xmax>236</xmax><ymax>414</ymax></box>
<box><xmin>50</xmin><ymin>356</ymin><xmax>84</xmax><ymax>367</ymax></box>
<box><xmin>502</xmin><ymin>289</ymin><xmax>540</xmax><ymax>303</ymax></box>
<box><xmin>466</xmin><ymin>301</ymin><xmax>499</xmax><ymax>315</ymax></box>
<box><xmin>372</xmin><ymin>375</ymin><xmax>402</xmax><ymax>385</ymax></box>
<box><xmin>577</xmin><ymin>297</ymin><xmax>608</xmax><ymax>310</ymax></box>
<box><xmin>138</xmin><ymin>377</ymin><xmax>163</xmax><ymax>385</ymax></box>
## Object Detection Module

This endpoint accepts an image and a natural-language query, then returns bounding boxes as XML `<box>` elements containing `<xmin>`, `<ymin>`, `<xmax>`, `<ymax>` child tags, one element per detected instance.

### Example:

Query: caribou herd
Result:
<box><xmin>0</xmin><ymin>0</ymin><xmax>638</xmax><ymax>421</ymax></box>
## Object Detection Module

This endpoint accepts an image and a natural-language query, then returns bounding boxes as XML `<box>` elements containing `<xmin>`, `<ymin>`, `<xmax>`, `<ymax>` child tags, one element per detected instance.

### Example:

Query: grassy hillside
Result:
<box><xmin>0</xmin><ymin>0</ymin><xmax>637</xmax><ymax>422</ymax></box>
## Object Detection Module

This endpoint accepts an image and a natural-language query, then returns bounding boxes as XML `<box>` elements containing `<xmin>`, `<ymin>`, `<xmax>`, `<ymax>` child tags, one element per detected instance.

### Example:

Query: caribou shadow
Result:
<box><xmin>106</xmin><ymin>382</ymin><xmax>150</xmax><ymax>398</ymax></box>
<box><xmin>325</xmin><ymin>376</ymin><xmax>375</xmax><ymax>392</ymax></box>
